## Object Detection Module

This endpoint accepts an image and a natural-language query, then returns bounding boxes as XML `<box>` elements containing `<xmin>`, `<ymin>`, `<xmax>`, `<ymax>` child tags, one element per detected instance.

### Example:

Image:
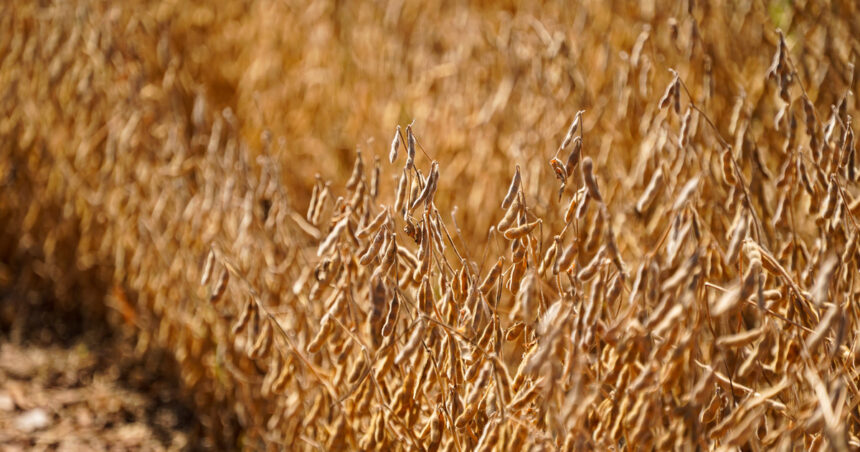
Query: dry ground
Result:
<box><xmin>0</xmin><ymin>296</ymin><xmax>200</xmax><ymax>451</ymax></box>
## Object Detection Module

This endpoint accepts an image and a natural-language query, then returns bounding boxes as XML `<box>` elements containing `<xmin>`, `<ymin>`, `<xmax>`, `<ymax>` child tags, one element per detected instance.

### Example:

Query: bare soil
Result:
<box><xmin>0</xmin><ymin>297</ymin><xmax>201</xmax><ymax>451</ymax></box>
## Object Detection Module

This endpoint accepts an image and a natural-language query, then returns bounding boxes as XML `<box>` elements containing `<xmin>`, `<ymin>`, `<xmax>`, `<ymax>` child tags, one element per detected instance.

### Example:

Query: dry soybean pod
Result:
<box><xmin>503</xmin><ymin>219</ymin><xmax>541</xmax><ymax>240</ymax></box>
<box><xmin>479</xmin><ymin>257</ymin><xmax>505</xmax><ymax>295</ymax></box>
<box><xmin>210</xmin><ymin>268</ymin><xmax>229</xmax><ymax>303</ymax></box>
<box><xmin>389</xmin><ymin>125</ymin><xmax>401</xmax><ymax>163</ymax></box>
<box><xmin>501</xmin><ymin>165</ymin><xmax>522</xmax><ymax>210</ymax></box>
<box><xmin>406</xmin><ymin>123</ymin><xmax>416</xmax><ymax>170</ymax></box>
<box><xmin>497</xmin><ymin>194</ymin><xmax>521</xmax><ymax>231</ymax></box>
<box><xmin>582</xmin><ymin>156</ymin><xmax>602</xmax><ymax>202</ymax></box>
<box><xmin>357</xmin><ymin>207</ymin><xmax>387</xmax><ymax>238</ymax></box>
<box><xmin>381</xmin><ymin>292</ymin><xmax>400</xmax><ymax>337</ymax></box>
<box><xmin>555</xmin><ymin>241</ymin><xmax>578</xmax><ymax>275</ymax></box>
<box><xmin>359</xmin><ymin>227</ymin><xmax>386</xmax><ymax>265</ymax></box>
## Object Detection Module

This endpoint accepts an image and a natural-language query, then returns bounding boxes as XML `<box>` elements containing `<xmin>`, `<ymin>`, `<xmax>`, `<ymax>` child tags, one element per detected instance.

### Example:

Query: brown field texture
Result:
<box><xmin>2</xmin><ymin>0</ymin><xmax>860</xmax><ymax>450</ymax></box>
